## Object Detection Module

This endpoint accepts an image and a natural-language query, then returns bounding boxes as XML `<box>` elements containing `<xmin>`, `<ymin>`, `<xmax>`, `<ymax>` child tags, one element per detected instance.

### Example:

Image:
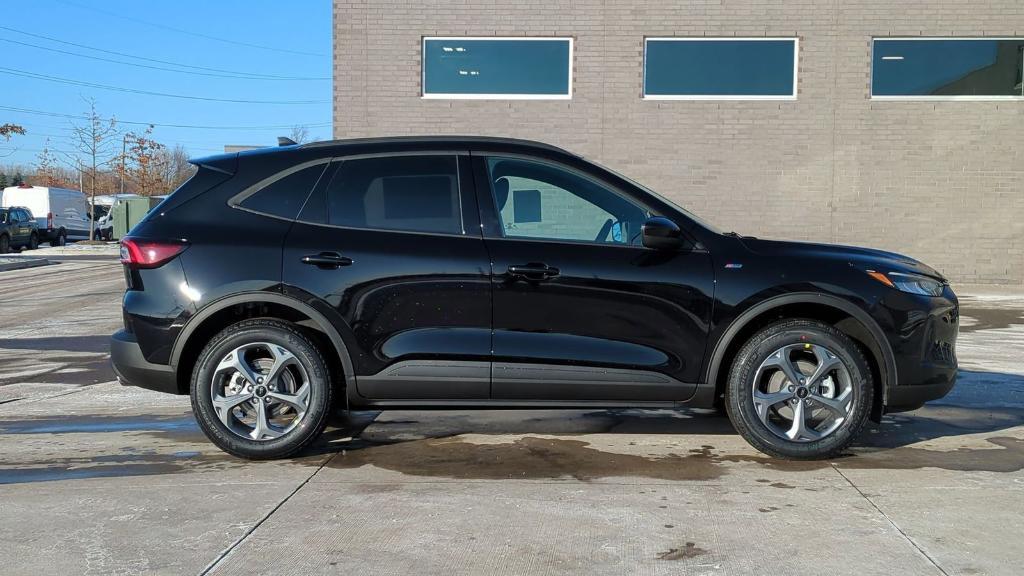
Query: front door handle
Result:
<box><xmin>507</xmin><ymin>263</ymin><xmax>560</xmax><ymax>281</ymax></box>
<box><xmin>301</xmin><ymin>252</ymin><xmax>353</xmax><ymax>269</ymax></box>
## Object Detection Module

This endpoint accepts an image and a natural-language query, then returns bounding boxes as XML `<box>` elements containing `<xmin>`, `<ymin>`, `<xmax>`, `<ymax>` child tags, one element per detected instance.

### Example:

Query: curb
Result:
<box><xmin>0</xmin><ymin>257</ymin><xmax>51</xmax><ymax>272</ymax></box>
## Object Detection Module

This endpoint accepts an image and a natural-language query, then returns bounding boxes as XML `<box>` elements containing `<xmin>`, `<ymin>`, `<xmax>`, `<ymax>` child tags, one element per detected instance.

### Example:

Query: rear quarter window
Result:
<box><xmin>239</xmin><ymin>162</ymin><xmax>329</xmax><ymax>220</ymax></box>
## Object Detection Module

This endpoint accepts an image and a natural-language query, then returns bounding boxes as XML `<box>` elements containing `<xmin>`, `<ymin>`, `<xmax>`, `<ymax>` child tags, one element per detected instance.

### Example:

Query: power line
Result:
<box><xmin>0</xmin><ymin>26</ymin><xmax>329</xmax><ymax>81</ymax></box>
<box><xmin>55</xmin><ymin>0</ymin><xmax>328</xmax><ymax>58</ymax></box>
<box><xmin>0</xmin><ymin>67</ymin><xmax>329</xmax><ymax>105</ymax></box>
<box><xmin>0</xmin><ymin>105</ymin><xmax>332</xmax><ymax>131</ymax></box>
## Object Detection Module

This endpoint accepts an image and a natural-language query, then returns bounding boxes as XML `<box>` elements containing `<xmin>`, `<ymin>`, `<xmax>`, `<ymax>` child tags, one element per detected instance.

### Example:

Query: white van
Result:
<box><xmin>92</xmin><ymin>193</ymin><xmax>139</xmax><ymax>240</ymax></box>
<box><xmin>0</xmin><ymin>185</ymin><xmax>92</xmax><ymax>246</ymax></box>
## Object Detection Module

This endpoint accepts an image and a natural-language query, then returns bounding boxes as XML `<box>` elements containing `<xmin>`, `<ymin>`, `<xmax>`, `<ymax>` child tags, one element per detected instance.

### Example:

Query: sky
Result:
<box><xmin>0</xmin><ymin>0</ymin><xmax>332</xmax><ymax>166</ymax></box>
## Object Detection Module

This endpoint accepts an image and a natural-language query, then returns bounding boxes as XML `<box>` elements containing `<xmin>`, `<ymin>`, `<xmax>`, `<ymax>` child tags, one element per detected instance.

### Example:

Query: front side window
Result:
<box><xmin>485</xmin><ymin>157</ymin><xmax>648</xmax><ymax>245</ymax></box>
<box><xmin>239</xmin><ymin>162</ymin><xmax>329</xmax><ymax>220</ymax></box>
<box><xmin>325</xmin><ymin>155</ymin><xmax>463</xmax><ymax>235</ymax></box>
<box><xmin>872</xmin><ymin>38</ymin><xmax>1024</xmax><ymax>98</ymax></box>
<box><xmin>644</xmin><ymin>38</ymin><xmax>798</xmax><ymax>99</ymax></box>
<box><xmin>422</xmin><ymin>37</ymin><xmax>572</xmax><ymax>99</ymax></box>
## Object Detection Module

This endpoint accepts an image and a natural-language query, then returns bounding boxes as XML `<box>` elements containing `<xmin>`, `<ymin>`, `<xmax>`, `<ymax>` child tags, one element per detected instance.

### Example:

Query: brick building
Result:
<box><xmin>333</xmin><ymin>1</ymin><xmax>1024</xmax><ymax>286</ymax></box>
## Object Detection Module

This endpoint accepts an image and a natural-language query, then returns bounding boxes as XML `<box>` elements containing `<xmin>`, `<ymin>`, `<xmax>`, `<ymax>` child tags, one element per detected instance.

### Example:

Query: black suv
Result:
<box><xmin>111</xmin><ymin>137</ymin><xmax>958</xmax><ymax>460</ymax></box>
<box><xmin>0</xmin><ymin>207</ymin><xmax>40</xmax><ymax>253</ymax></box>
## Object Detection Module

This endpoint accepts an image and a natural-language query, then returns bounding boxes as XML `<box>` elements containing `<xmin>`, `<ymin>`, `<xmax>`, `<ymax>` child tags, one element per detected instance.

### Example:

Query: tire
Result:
<box><xmin>0</xmin><ymin>234</ymin><xmax>8</xmax><ymax>254</ymax></box>
<box><xmin>27</xmin><ymin>233</ymin><xmax>38</xmax><ymax>250</ymax></box>
<box><xmin>190</xmin><ymin>318</ymin><xmax>333</xmax><ymax>460</ymax></box>
<box><xmin>49</xmin><ymin>229</ymin><xmax>66</xmax><ymax>247</ymax></box>
<box><xmin>725</xmin><ymin>319</ymin><xmax>873</xmax><ymax>460</ymax></box>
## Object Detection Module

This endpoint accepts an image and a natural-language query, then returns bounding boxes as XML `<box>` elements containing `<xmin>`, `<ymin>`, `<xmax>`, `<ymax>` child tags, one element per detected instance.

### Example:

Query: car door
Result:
<box><xmin>473</xmin><ymin>153</ymin><xmax>714</xmax><ymax>401</ymax></box>
<box><xmin>15</xmin><ymin>209</ymin><xmax>32</xmax><ymax>243</ymax></box>
<box><xmin>282</xmin><ymin>151</ymin><xmax>493</xmax><ymax>400</ymax></box>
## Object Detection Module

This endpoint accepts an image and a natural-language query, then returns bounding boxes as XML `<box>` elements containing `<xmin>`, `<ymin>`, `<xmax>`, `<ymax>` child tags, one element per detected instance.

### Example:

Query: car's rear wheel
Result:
<box><xmin>50</xmin><ymin>229</ymin><xmax>66</xmax><ymax>247</ymax></box>
<box><xmin>190</xmin><ymin>318</ymin><xmax>332</xmax><ymax>460</ymax></box>
<box><xmin>725</xmin><ymin>319</ymin><xmax>873</xmax><ymax>460</ymax></box>
<box><xmin>0</xmin><ymin>234</ymin><xmax>8</xmax><ymax>254</ymax></box>
<box><xmin>27</xmin><ymin>233</ymin><xmax>38</xmax><ymax>250</ymax></box>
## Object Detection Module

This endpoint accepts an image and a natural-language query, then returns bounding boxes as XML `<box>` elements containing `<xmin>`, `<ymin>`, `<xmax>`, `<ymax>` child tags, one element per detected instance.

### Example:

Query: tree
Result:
<box><xmin>0</xmin><ymin>173</ymin><xmax>7</xmax><ymax>189</ymax></box>
<box><xmin>120</xmin><ymin>125</ymin><xmax>168</xmax><ymax>196</ymax></box>
<box><xmin>288</xmin><ymin>125</ymin><xmax>311</xmax><ymax>144</ymax></box>
<box><xmin>68</xmin><ymin>98</ymin><xmax>118</xmax><ymax>240</ymax></box>
<box><xmin>160</xmin><ymin>144</ymin><xmax>195</xmax><ymax>191</ymax></box>
<box><xmin>35</xmin><ymin>140</ymin><xmax>67</xmax><ymax>187</ymax></box>
<box><xmin>0</xmin><ymin>124</ymin><xmax>26</xmax><ymax>141</ymax></box>
<box><xmin>12</xmin><ymin>171</ymin><xmax>24</xmax><ymax>186</ymax></box>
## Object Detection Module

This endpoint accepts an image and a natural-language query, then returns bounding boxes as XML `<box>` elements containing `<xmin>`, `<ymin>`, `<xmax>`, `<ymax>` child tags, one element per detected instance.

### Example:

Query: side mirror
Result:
<box><xmin>641</xmin><ymin>216</ymin><xmax>683</xmax><ymax>250</ymax></box>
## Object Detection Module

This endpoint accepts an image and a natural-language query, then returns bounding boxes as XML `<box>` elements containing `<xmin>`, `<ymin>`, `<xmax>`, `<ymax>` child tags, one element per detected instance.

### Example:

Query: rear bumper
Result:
<box><xmin>110</xmin><ymin>329</ymin><xmax>180</xmax><ymax>394</ymax></box>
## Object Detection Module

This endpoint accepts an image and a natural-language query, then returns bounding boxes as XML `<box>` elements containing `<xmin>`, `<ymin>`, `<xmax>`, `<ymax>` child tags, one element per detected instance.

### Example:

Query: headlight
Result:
<box><xmin>866</xmin><ymin>270</ymin><xmax>945</xmax><ymax>296</ymax></box>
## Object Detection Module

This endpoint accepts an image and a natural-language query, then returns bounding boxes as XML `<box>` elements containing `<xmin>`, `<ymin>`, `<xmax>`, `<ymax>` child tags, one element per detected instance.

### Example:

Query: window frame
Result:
<box><xmin>642</xmin><ymin>37</ymin><xmax>800</xmax><ymax>101</ymax></box>
<box><xmin>475</xmin><ymin>153</ymin><xmax>657</xmax><ymax>249</ymax></box>
<box><xmin>870</xmin><ymin>37</ymin><xmax>1024</xmax><ymax>101</ymax></box>
<box><xmin>421</xmin><ymin>36</ymin><xmax>574</xmax><ymax>100</ymax></box>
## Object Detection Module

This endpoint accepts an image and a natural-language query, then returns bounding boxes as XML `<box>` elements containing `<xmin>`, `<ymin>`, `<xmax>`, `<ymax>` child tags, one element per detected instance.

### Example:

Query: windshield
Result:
<box><xmin>585</xmin><ymin>157</ymin><xmax>724</xmax><ymax>235</ymax></box>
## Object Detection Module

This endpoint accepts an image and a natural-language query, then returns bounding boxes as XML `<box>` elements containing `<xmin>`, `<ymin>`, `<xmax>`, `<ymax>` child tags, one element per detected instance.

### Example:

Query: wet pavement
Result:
<box><xmin>0</xmin><ymin>260</ymin><xmax>1022</xmax><ymax>575</ymax></box>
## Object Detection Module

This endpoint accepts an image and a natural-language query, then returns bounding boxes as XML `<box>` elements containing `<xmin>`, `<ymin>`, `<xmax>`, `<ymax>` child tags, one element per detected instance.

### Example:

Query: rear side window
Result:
<box><xmin>324</xmin><ymin>155</ymin><xmax>463</xmax><ymax>234</ymax></box>
<box><xmin>240</xmin><ymin>162</ymin><xmax>329</xmax><ymax>220</ymax></box>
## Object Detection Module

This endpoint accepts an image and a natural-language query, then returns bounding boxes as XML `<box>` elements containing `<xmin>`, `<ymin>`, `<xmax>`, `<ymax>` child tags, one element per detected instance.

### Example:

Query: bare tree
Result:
<box><xmin>35</xmin><ymin>140</ymin><xmax>69</xmax><ymax>187</ymax></box>
<box><xmin>160</xmin><ymin>144</ymin><xmax>196</xmax><ymax>191</ymax></box>
<box><xmin>68</xmin><ymin>98</ymin><xmax>118</xmax><ymax>240</ymax></box>
<box><xmin>288</xmin><ymin>125</ymin><xmax>311</xmax><ymax>144</ymax></box>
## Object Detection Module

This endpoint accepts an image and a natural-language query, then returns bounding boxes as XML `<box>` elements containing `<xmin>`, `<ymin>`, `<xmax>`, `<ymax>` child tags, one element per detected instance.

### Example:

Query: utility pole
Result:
<box><xmin>120</xmin><ymin>134</ymin><xmax>126</xmax><ymax>195</ymax></box>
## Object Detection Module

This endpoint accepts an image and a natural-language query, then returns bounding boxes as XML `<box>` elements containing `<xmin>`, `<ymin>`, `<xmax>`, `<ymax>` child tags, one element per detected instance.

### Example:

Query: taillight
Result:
<box><xmin>119</xmin><ymin>237</ymin><xmax>188</xmax><ymax>269</ymax></box>
<box><xmin>46</xmin><ymin>212</ymin><xmax>53</xmax><ymax>230</ymax></box>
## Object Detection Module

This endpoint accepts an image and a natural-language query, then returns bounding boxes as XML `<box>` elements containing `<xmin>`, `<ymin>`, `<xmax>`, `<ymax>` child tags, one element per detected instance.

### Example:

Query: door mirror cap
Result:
<box><xmin>641</xmin><ymin>216</ymin><xmax>683</xmax><ymax>250</ymax></box>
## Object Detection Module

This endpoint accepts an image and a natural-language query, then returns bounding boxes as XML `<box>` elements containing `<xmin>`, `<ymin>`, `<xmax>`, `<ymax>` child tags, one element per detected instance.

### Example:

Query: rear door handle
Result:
<box><xmin>301</xmin><ymin>252</ymin><xmax>353</xmax><ymax>269</ymax></box>
<box><xmin>507</xmin><ymin>263</ymin><xmax>560</xmax><ymax>281</ymax></box>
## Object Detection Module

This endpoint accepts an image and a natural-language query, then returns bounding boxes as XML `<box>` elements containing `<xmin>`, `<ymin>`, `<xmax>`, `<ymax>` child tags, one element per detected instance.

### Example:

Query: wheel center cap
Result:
<box><xmin>796</xmin><ymin>387</ymin><xmax>809</xmax><ymax>399</ymax></box>
<box><xmin>254</xmin><ymin>386</ymin><xmax>268</xmax><ymax>398</ymax></box>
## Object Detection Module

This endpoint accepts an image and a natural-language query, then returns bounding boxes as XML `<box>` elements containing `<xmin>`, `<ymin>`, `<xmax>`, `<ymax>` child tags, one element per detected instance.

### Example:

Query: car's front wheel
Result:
<box><xmin>190</xmin><ymin>318</ymin><xmax>333</xmax><ymax>460</ymax></box>
<box><xmin>725</xmin><ymin>319</ymin><xmax>873</xmax><ymax>460</ymax></box>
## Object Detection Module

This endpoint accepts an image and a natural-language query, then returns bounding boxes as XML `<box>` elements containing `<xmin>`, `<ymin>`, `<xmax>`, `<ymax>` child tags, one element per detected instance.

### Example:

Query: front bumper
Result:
<box><xmin>884</xmin><ymin>287</ymin><xmax>959</xmax><ymax>411</ymax></box>
<box><xmin>110</xmin><ymin>329</ymin><xmax>180</xmax><ymax>394</ymax></box>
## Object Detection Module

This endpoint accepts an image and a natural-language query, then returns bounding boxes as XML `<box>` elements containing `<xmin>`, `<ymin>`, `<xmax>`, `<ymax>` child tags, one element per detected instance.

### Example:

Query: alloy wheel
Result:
<box><xmin>209</xmin><ymin>341</ymin><xmax>311</xmax><ymax>441</ymax></box>
<box><xmin>751</xmin><ymin>343</ymin><xmax>855</xmax><ymax>442</ymax></box>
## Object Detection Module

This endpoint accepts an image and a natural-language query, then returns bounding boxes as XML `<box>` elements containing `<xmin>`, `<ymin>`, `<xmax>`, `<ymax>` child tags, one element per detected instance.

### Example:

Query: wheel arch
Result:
<box><xmin>705</xmin><ymin>293</ymin><xmax>896</xmax><ymax>420</ymax></box>
<box><xmin>170</xmin><ymin>292</ymin><xmax>356</xmax><ymax>399</ymax></box>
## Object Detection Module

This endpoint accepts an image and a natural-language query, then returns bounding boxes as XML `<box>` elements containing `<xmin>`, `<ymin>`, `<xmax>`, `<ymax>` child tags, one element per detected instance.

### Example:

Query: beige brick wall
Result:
<box><xmin>333</xmin><ymin>0</ymin><xmax>1024</xmax><ymax>286</ymax></box>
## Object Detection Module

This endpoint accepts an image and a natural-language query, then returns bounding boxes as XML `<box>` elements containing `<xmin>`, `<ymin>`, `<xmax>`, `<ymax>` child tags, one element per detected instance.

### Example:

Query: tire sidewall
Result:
<box><xmin>726</xmin><ymin>321</ymin><xmax>873</xmax><ymax>459</ymax></box>
<box><xmin>0</xmin><ymin>234</ymin><xmax>8</xmax><ymax>254</ymax></box>
<box><xmin>28</xmin><ymin>233</ymin><xmax>38</xmax><ymax>250</ymax></box>
<box><xmin>191</xmin><ymin>320</ymin><xmax>331</xmax><ymax>459</ymax></box>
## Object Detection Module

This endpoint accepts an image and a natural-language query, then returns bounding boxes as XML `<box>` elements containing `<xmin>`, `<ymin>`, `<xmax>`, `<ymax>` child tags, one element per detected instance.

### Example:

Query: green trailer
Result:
<box><xmin>111</xmin><ymin>196</ymin><xmax>153</xmax><ymax>240</ymax></box>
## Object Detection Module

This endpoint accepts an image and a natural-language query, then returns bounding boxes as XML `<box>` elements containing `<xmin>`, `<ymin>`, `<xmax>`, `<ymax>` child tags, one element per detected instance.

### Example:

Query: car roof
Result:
<box><xmin>299</xmin><ymin>135</ymin><xmax>573</xmax><ymax>155</ymax></box>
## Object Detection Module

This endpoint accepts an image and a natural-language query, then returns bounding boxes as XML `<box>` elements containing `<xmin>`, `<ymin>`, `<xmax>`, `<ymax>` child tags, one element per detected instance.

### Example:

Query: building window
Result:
<box><xmin>872</xmin><ymin>38</ymin><xmax>1024</xmax><ymax>98</ymax></box>
<box><xmin>643</xmin><ymin>38</ymin><xmax>798</xmax><ymax>100</ymax></box>
<box><xmin>422</xmin><ymin>37</ymin><xmax>572</xmax><ymax>99</ymax></box>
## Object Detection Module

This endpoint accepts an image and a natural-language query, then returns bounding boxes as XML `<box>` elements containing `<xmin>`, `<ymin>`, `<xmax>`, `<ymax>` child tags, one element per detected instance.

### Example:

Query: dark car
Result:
<box><xmin>110</xmin><ymin>137</ymin><xmax>958</xmax><ymax>460</ymax></box>
<box><xmin>0</xmin><ymin>206</ymin><xmax>40</xmax><ymax>253</ymax></box>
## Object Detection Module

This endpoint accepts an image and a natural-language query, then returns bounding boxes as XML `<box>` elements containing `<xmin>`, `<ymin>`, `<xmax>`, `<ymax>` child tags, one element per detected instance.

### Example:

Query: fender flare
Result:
<box><xmin>704</xmin><ymin>292</ymin><xmax>896</xmax><ymax>405</ymax></box>
<box><xmin>170</xmin><ymin>292</ymin><xmax>357</xmax><ymax>388</ymax></box>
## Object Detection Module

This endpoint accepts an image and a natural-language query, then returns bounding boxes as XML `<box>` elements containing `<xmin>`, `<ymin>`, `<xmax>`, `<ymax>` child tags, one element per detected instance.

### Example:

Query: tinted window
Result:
<box><xmin>485</xmin><ymin>157</ymin><xmax>647</xmax><ymax>244</ymax></box>
<box><xmin>240</xmin><ymin>162</ymin><xmax>328</xmax><ymax>219</ymax></box>
<box><xmin>0</xmin><ymin>210</ymin><xmax>8</xmax><ymax>224</ymax></box>
<box><xmin>644</xmin><ymin>39</ymin><xmax>797</xmax><ymax>98</ymax></box>
<box><xmin>423</xmin><ymin>38</ymin><xmax>572</xmax><ymax>97</ymax></box>
<box><xmin>18</xmin><ymin>209</ymin><xmax>31</xmax><ymax>221</ymax></box>
<box><xmin>326</xmin><ymin>155</ymin><xmax>463</xmax><ymax>234</ymax></box>
<box><xmin>873</xmin><ymin>39</ymin><xmax>1024</xmax><ymax>97</ymax></box>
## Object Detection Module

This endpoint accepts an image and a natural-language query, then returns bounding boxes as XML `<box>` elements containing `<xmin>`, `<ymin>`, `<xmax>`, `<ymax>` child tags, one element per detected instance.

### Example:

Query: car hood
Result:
<box><xmin>737</xmin><ymin>237</ymin><xmax>946</xmax><ymax>281</ymax></box>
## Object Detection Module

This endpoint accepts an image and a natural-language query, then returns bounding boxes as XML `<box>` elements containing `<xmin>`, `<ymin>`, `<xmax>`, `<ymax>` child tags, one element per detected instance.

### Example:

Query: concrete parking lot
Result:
<box><xmin>0</xmin><ymin>253</ymin><xmax>1021</xmax><ymax>575</ymax></box>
